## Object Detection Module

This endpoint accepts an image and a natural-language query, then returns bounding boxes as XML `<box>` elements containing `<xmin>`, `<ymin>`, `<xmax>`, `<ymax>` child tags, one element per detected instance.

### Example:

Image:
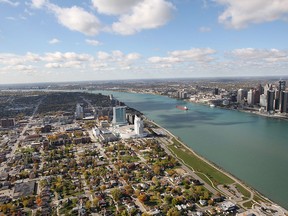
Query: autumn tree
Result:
<box><xmin>36</xmin><ymin>196</ymin><xmax>42</xmax><ymax>207</ymax></box>
<box><xmin>167</xmin><ymin>207</ymin><xmax>180</xmax><ymax>216</ymax></box>
<box><xmin>111</xmin><ymin>188</ymin><xmax>121</xmax><ymax>202</ymax></box>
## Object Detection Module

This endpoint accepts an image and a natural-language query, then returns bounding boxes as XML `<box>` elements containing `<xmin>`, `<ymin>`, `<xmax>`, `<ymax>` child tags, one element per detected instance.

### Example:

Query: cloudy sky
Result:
<box><xmin>0</xmin><ymin>0</ymin><xmax>288</xmax><ymax>84</ymax></box>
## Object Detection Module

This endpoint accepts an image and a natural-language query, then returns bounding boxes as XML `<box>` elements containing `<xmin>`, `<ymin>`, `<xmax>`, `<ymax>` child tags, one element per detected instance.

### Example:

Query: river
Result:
<box><xmin>93</xmin><ymin>90</ymin><xmax>288</xmax><ymax>209</ymax></box>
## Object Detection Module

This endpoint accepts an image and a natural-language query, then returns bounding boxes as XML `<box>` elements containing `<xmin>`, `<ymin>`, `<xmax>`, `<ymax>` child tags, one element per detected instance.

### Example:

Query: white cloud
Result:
<box><xmin>169</xmin><ymin>48</ymin><xmax>216</xmax><ymax>62</ymax></box>
<box><xmin>5</xmin><ymin>17</ymin><xmax>16</xmax><ymax>20</ymax></box>
<box><xmin>3</xmin><ymin>64</ymin><xmax>35</xmax><ymax>72</ymax></box>
<box><xmin>30</xmin><ymin>0</ymin><xmax>46</xmax><ymax>8</ymax></box>
<box><xmin>216</xmin><ymin>0</ymin><xmax>288</xmax><ymax>29</ymax></box>
<box><xmin>199</xmin><ymin>26</ymin><xmax>211</xmax><ymax>32</ymax></box>
<box><xmin>112</xmin><ymin>50</ymin><xmax>124</xmax><ymax>59</ymax></box>
<box><xmin>112</xmin><ymin>0</ymin><xmax>175</xmax><ymax>35</ymax></box>
<box><xmin>85</xmin><ymin>39</ymin><xmax>101</xmax><ymax>46</ymax></box>
<box><xmin>43</xmin><ymin>52</ymin><xmax>93</xmax><ymax>62</ymax></box>
<box><xmin>49</xmin><ymin>5</ymin><xmax>101</xmax><ymax>36</ymax></box>
<box><xmin>126</xmin><ymin>53</ymin><xmax>141</xmax><ymax>61</ymax></box>
<box><xmin>45</xmin><ymin>61</ymin><xmax>83</xmax><ymax>69</ymax></box>
<box><xmin>149</xmin><ymin>48</ymin><xmax>216</xmax><ymax>65</ymax></box>
<box><xmin>30</xmin><ymin>0</ymin><xmax>174</xmax><ymax>36</ymax></box>
<box><xmin>25</xmin><ymin>52</ymin><xmax>41</xmax><ymax>62</ymax></box>
<box><xmin>148</xmin><ymin>56</ymin><xmax>180</xmax><ymax>63</ymax></box>
<box><xmin>45</xmin><ymin>62</ymin><xmax>61</xmax><ymax>68</ymax></box>
<box><xmin>97</xmin><ymin>51</ymin><xmax>110</xmax><ymax>60</ymax></box>
<box><xmin>49</xmin><ymin>38</ymin><xmax>60</xmax><ymax>44</ymax></box>
<box><xmin>0</xmin><ymin>0</ymin><xmax>19</xmax><ymax>7</ymax></box>
<box><xmin>92</xmin><ymin>0</ymin><xmax>141</xmax><ymax>15</ymax></box>
<box><xmin>230</xmin><ymin>48</ymin><xmax>288</xmax><ymax>63</ymax></box>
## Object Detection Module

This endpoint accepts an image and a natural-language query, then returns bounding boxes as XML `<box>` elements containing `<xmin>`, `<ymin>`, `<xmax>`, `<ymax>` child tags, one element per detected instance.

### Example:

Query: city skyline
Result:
<box><xmin>1</xmin><ymin>0</ymin><xmax>288</xmax><ymax>84</ymax></box>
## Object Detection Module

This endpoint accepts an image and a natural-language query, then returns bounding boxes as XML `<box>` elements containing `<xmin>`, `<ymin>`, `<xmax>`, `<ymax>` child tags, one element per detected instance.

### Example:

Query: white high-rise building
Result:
<box><xmin>75</xmin><ymin>104</ymin><xmax>84</xmax><ymax>119</ymax></box>
<box><xmin>247</xmin><ymin>89</ymin><xmax>254</xmax><ymax>105</ymax></box>
<box><xmin>134</xmin><ymin>115</ymin><xmax>144</xmax><ymax>135</ymax></box>
<box><xmin>260</xmin><ymin>94</ymin><xmax>267</xmax><ymax>108</ymax></box>
<box><xmin>237</xmin><ymin>89</ymin><xmax>247</xmax><ymax>103</ymax></box>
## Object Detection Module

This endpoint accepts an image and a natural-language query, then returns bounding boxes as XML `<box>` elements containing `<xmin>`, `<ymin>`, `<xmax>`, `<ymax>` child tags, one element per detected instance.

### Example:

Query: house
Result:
<box><xmin>13</xmin><ymin>181</ymin><xmax>36</xmax><ymax>198</ymax></box>
<box><xmin>199</xmin><ymin>199</ymin><xmax>207</xmax><ymax>206</ymax></box>
<box><xmin>220</xmin><ymin>201</ymin><xmax>237</xmax><ymax>212</ymax></box>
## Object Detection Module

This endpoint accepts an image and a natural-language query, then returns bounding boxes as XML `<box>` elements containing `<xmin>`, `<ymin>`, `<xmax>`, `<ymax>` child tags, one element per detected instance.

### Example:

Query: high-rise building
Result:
<box><xmin>257</xmin><ymin>84</ymin><xmax>263</xmax><ymax>94</ymax></box>
<box><xmin>264</xmin><ymin>84</ymin><xmax>272</xmax><ymax>96</ymax></box>
<box><xmin>254</xmin><ymin>89</ymin><xmax>260</xmax><ymax>104</ymax></box>
<box><xmin>112</xmin><ymin>106</ymin><xmax>127</xmax><ymax>126</ymax></box>
<box><xmin>279</xmin><ymin>80</ymin><xmax>286</xmax><ymax>92</ymax></box>
<box><xmin>177</xmin><ymin>90</ymin><xmax>188</xmax><ymax>99</ymax></box>
<box><xmin>260</xmin><ymin>94</ymin><xmax>267</xmax><ymax>108</ymax></box>
<box><xmin>247</xmin><ymin>89</ymin><xmax>254</xmax><ymax>105</ymax></box>
<box><xmin>280</xmin><ymin>91</ymin><xmax>288</xmax><ymax>113</ymax></box>
<box><xmin>266</xmin><ymin>90</ymin><xmax>275</xmax><ymax>112</ymax></box>
<box><xmin>237</xmin><ymin>89</ymin><xmax>247</xmax><ymax>103</ymax></box>
<box><xmin>278</xmin><ymin>80</ymin><xmax>286</xmax><ymax>111</ymax></box>
<box><xmin>134</xmin><ymin>115</ymin><xmax>144</xmax><ymax>135</ymax></box>
<box><xmin>75</xmin><ymin>104</ymin><xmax>84</xmax><ymax>119</ymax></box>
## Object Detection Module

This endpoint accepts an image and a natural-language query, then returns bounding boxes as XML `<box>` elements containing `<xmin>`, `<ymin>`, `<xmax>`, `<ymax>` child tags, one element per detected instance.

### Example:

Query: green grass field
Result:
<box><xmin>168</xmin><ymin>145</ymin><xmax>234</xmax><ymax>186</ymax></box>
<box><xmin>235</xmin><ymin>183</ymin><xmax>251</xmax><ymax>198</ymax></box>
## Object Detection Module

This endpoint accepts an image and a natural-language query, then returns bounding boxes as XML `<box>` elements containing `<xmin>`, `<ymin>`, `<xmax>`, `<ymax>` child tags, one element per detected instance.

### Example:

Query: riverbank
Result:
<box><xmin>184</xmin><ymin>99</ymin><xmax>288</xmax><ymax>122</ymax></box>
<box><xmin>146</xmin><ymin>119</ymin><xmax>288</xmax><ymax>213</ymax></box>
<box><xmin>93</xmin><ymin>89</ymin><xmax>288</xmax><ymax>211</ymax></box>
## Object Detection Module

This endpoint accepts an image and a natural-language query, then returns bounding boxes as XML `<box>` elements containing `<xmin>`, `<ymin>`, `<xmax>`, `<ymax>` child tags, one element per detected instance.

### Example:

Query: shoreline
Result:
<box><xmin>119</xmin><ymin>89</ymin><xmax>288</xmax><ymax>122</ymax></box>
<box><xmin>145</xmin><ymin>118</ymin><xmax>288</xmax><ymax>213</ymax></box>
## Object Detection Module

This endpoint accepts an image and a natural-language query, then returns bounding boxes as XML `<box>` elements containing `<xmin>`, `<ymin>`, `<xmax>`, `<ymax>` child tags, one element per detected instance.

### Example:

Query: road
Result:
<box><xmin>0</xmin><ymin>96</ymin><xmax>44</xmax><ymax>172</ymax></box>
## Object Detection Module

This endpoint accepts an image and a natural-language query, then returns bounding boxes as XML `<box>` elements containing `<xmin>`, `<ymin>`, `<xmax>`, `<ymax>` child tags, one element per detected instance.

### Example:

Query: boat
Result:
<box><xmin>176</xmin><ymin>105</ymin><xmax>188</xmax><ymax>110</ymax></box>
<box><xmin>210</xmin><ymin>104</ymin><xmax>215</xmax><ymax>108</ymax></box>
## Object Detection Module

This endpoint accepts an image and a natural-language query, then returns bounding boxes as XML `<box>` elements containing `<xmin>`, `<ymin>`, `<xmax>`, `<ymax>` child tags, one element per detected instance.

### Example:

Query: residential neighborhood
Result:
<box><xmin>0</xmin><ymin>91</ymin><xmax>285</xmax><ymax>216</ymax></box>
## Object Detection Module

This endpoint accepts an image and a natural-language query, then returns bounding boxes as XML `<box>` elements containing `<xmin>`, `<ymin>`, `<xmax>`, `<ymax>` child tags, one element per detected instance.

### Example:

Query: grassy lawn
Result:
<box><xmin>121</xmin><ymin>155</ymin><xmax>140</xmax><ymax>162</ymax></box>
<box><xmin>243</xmin><ymin>200</ymin><xmax>254</xmax><ymax>208</ymax></box>
<box><xmin>168</xmin><ymin>145</ymin><xmax>234</xmax><ymax>186</ymax></box>
<box><xmin>235</xmin><ymin>183</ymin><xmax>251</xmax><ymax>198</ymax></box>
<box><xmin>253</xmin><ymin>194</ymin><xmax>267</xmax><ymax>203</ymax></box>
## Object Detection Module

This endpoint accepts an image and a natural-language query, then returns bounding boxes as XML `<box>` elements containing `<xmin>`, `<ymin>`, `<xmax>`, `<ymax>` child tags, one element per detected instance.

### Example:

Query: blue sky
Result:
<box><xmin>0</xmin><ymin>0</ymin><xmax>288</xmax><ymax>84</ymax></box>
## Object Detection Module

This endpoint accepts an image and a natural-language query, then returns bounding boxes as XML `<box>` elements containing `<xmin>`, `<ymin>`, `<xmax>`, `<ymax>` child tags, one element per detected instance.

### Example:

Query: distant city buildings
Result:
<box><xmin>177</xmin><ymin>90</ymin><xmax>188</xmax><ymax>99</ymax></box>
<box><xmin>232</xmin><ymin>80</ymin><xmax>288</xmax><ymax>114</ymax></box>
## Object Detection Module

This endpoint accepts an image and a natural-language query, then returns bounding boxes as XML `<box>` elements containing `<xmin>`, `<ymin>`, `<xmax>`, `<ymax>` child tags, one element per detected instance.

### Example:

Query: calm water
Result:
<box><xmin>95</xmin><ymin>90</ymin><xmax>288</xmax><ymax>209</ymax></box>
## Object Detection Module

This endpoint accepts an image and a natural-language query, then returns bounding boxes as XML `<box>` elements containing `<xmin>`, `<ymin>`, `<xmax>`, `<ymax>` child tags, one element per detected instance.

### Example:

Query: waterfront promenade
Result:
<box><xmin>148</xmin><ymin>119</ymin><xmax>287</xmax><ymax>214</ymax></box>
<box><xmin>99</xmin><ymin>90</ymin><xmax>288</xmax><ymax>211</ymax></box>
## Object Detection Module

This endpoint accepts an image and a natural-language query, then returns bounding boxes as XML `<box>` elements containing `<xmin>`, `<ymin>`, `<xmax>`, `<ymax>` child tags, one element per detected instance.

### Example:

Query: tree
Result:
<box><xmin>93</xmin><ymin>197</ymin><xmax>99</xmax><ymax>207</ymax></box>
<box><xmin>36</xmin><ymin>196</ymin><xmax>42</xmax><ymax>207</ymax></box>
<box><xmin>203</xmin><ymin>191</ymin><xmax>210</xmax><ymax>200</ymax></box>
<box><xmin>100</xmin><ymin>185</ymin><xmax>106</xmax><ymax>191</ymax></box>
<box><xmin>22</xmin><ymin>199</ymin><xmax>29</xmax><ymax>208</ymax></box>
<box><xmin>111</xmin><ymin>188</ymin><xmax>121</xmax><ymax>202</ymax></box>
<box><xmin>167</xmin><ymin>207</ymin><xmax>180</xmax><ymax>216</ymax></box>
<box><xmin>172</xmin><ymin>196</ymin><xmax>183</xmax><ymax>206</ymax></box>
<box><xmin>124</xmin><ymin>185</ymin><xmax>134</xmax><ymax>196</ymax></box>
<box><xmin>85</xmin><ymin>200</ymin><xmax>91</xmax><ymax>210</ymax></box>
<box><xmin>121</xmin><ymin>210</ymin><xmax>129</xmax><ymax>216</ymax></box>
<box><xmin>138</xmin><ymin>193</ymin><xmax>149</xmax><ymax>203</ymax></box>
<box><xmin>208</xmin><ymin>199</ymin><xmax>214</xmax><ymax>206</ymax></box>
<box><xmin>153</xmin><ymin>165</ymin><xmax>161</xmax><ymax>175</ymax></box>
<box><xmin>164</xmin><ymin>195</ymin><xmax>172</xmax><ymax>204</ymax></box>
